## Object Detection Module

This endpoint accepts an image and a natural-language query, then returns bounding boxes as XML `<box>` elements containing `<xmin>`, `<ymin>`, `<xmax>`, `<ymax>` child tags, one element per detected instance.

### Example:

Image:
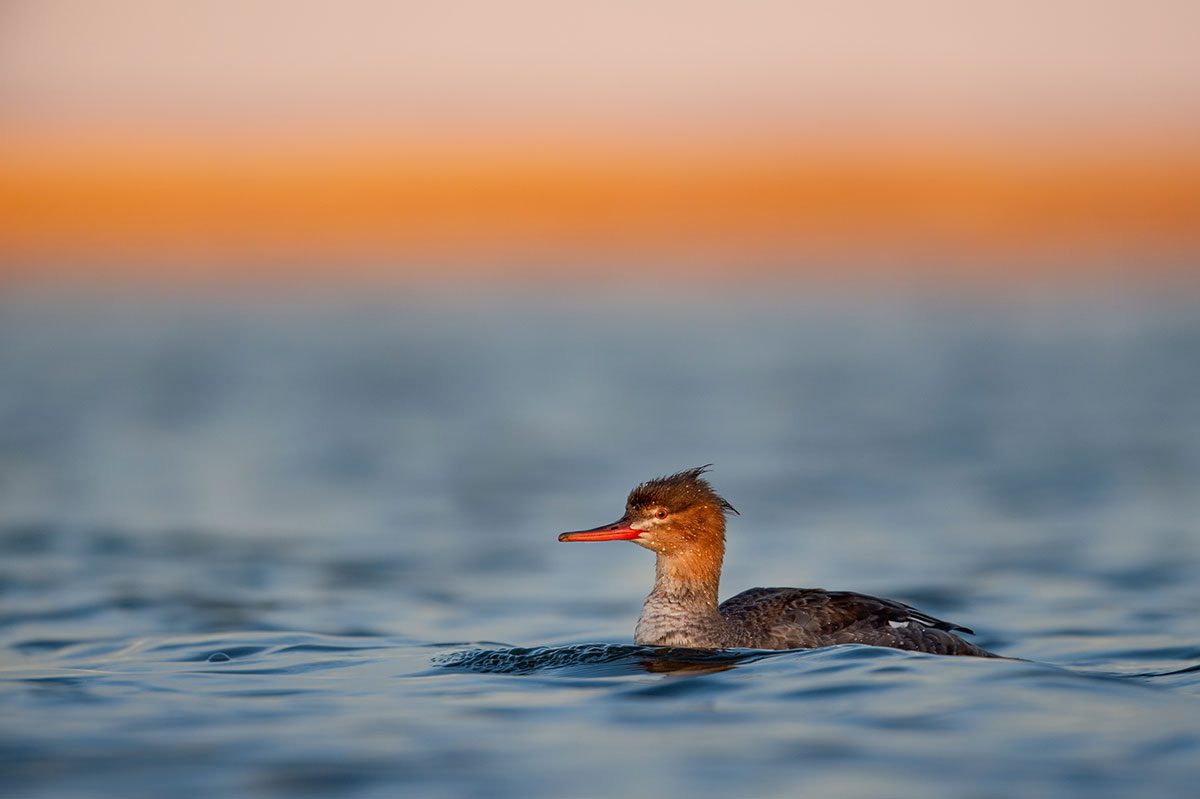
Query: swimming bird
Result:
<box><xmin>559</xmin><ymin>466</ymin><xmax>996</xmax><ymax>657</ymax></box>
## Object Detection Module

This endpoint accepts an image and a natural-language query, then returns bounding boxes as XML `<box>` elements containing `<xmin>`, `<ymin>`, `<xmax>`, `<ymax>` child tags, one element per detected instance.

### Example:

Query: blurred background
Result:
<box><xmin>2</xmin><ymin>0</ymin><xmax>1197</xmax><ymax>573</ymax></box>
<box><xmin>2</xmin><ymin>0</ymin><xmax>1199</xmax><ymax>677</ymax></box>
<box><xmin>1</xmin><ymin>0</ymin><xmax>1198</xmax><ymax>283</ymax></box>
<box><xmin>2</xmin><ymin>4</ymin><xmax>1200</xmax><ymax>798</ymax></box>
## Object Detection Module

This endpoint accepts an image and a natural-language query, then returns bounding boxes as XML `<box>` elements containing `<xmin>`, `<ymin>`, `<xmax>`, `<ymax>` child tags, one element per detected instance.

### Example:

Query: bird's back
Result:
<box><xmin>718</xmin><ymin>587</ymin><xmax>997</xmax><ymax>657</ymax></box>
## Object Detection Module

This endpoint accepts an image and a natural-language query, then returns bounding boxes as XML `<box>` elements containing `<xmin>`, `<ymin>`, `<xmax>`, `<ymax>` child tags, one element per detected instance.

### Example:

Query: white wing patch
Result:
<box><xmin>888</xmin><ymin>620</ymin><xmax>913</xmax><ymax>629</ymax></box>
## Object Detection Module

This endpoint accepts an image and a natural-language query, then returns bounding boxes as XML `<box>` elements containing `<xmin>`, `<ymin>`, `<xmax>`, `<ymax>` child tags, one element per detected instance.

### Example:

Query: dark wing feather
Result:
<box><xmin>719</xmin><ymin>587</ymin><xmax>993</xmax><ymax>657</ymax></box>
<box><xmin>884</xmin><ymin>598</ymin><xmax>974</xmax><ymax>634</ymax></box>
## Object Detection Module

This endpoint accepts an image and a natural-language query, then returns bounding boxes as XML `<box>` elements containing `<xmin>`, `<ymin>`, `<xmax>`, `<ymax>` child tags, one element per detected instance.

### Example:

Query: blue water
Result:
<box><xmin>2</xmin><ymin>290</ymin><xmax>1199</xmax><ymax>798</ymax></box>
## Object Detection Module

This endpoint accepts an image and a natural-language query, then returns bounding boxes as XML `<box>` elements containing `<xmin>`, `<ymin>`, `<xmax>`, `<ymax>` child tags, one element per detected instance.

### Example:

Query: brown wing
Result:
<box><xmin>719</xmin><ymin>587</ymin><xmax>995</xmax><ymax>657</ymax></box>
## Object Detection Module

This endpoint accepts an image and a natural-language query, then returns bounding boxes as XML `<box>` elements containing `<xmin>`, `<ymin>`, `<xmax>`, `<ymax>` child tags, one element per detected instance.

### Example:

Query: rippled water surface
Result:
<box><xmin>2</xmin><ymin>292</ymin><xmax>1199</xmax><ymax>798</ymax></box>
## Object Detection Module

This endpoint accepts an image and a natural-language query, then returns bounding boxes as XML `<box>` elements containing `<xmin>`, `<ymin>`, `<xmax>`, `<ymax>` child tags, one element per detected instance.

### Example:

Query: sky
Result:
<box><xmin>3</xmin><ymin>1</ymin><xmax>1198</xmax><ymax>134</ymax></box>
<box><xmin>1</xmin><ymin>1</ymin><xmax>1197</xmax><ymax>284</ymax></box>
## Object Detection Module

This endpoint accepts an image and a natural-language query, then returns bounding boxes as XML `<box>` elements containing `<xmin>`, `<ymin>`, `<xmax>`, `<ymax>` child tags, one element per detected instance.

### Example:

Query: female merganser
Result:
<box><xmin>559</xmin><ymin>466</ymin><xmax>996</xmax><ymax>657</ymax></box>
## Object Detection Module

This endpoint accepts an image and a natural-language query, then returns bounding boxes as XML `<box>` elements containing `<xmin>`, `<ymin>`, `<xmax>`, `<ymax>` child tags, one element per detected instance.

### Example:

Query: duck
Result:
<box><xmin>559</xmin><ymin>466</ymin><xmax>996</xmax><ymax>657</ymax></box>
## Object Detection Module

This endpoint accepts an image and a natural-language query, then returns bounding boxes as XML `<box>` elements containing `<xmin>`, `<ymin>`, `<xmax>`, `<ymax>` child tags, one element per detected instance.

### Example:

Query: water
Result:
<box><xmin>2</xmin><ymin>290</ymin><xmax>1199</xmax><ymax>798</ymax></box>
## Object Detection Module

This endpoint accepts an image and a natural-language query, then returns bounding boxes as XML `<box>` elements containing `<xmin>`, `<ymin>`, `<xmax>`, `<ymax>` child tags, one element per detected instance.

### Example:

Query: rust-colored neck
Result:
<box><xmin>649</xmin><ymin>519</ymin><xmax>725</xmax><ymax>610</ymax></box>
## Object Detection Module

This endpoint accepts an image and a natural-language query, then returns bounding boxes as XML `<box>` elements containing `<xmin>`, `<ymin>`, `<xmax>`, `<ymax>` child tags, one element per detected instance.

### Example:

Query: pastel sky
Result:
<box><xmin>2</xmin><ymin>0</ymin><xmax>1197</xmax><ymax>136</ymax></box>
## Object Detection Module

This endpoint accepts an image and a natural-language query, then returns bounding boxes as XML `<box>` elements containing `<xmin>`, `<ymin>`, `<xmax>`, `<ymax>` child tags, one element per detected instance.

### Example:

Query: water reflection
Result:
<box><xmin>433</xmin><ymin>644</ymin><xmax>771</xmax><ymax>675</ymax></box>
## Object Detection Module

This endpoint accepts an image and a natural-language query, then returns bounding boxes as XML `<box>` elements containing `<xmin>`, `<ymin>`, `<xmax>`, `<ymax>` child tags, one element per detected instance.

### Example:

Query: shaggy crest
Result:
<box><xmin>626</xmin><ymin>465</ymin><xmax>739</xmax><ymax>516</ymax></box>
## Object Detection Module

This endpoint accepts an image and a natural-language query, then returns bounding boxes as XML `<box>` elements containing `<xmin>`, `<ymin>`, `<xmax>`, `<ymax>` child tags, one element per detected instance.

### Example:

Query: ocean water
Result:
<box><xmin>1</xmin><ymin>290</ymin><xmax>1198</xmax><ymax>798</ymax></box>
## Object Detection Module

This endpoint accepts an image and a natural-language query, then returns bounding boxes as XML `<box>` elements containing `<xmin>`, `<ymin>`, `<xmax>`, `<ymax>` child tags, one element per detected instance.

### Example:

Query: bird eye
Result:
<box><xmin>655</xmin><ymin>509</ymin><xmax>668</xmax><ymax>519</ymax></box>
